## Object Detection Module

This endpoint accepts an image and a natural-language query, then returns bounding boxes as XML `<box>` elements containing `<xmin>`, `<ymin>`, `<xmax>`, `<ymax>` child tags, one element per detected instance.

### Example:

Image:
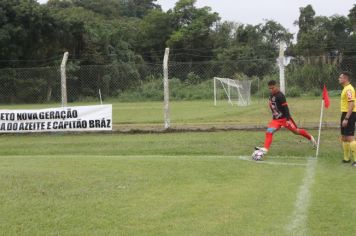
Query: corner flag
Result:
<box><xmin>322</xmin><ymin>85</ymin><xmax>330</xmax><ymax>109</ymax></box>
<box><xmin>316</xmin><ymin>85</ymin><xmax>330</xmax><ymax>158</ymax></box>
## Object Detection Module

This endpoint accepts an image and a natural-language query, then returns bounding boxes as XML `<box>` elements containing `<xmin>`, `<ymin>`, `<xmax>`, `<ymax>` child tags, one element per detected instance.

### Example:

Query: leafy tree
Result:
<box><xmin>342</xmin><ymin>4</ymin><xmax>356</xmax><ymax>74</ymax></box>
<box><xmin>47</xmin><ymin>0</ymin><xmax>73</xmax><ymax>8</ymax></box>
<box><xmin>211</xmin><ymin>21</ymin><xmax>237</xmax><ymax>50</ymax></box>
<box><xmin>294</xmin><ymin>5</ymin><xmax>350</xmax><ymax>62</ymax></box>
<box><xmin>167</xmin><ymin>0</ymin><xmax>220</xmax><ymax>62</ymax></box>
<box><xmin>137</xmin><ymin>9</ymin><xmax>174</xmax><ymax>62</ymax></box>
<box><xmin>0</xmin><ymin>0</ymin><xmax>65</xmax><ymax>66</ymax></box>
<box><xmin>124</xmin><ymin>0</ymin><xmax>160</xmax><ymax>18</ymax></box>
<box><xmin>261</xmin><ymin>20</ymin><xmax>293</xmax><ymax>47</ymax></box>
<box><xmin>349</xmin><ymin>4</ymin><xmax>356</xmax><ymax>31</ymax></box>
<box><xmin>214</xmin><ymin>21</ymin><xmax>292</xmax><ymax>77</ymax></box>
<box><xmin>296</xmin><ymin>5</ymin><xmax>316</xmax><ymax>41</ymax></box>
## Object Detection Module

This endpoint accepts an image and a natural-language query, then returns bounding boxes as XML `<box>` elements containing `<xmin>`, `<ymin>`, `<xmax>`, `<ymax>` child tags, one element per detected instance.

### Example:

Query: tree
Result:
<box><xmin>167</xmin><ymin>0</ymin><xmax>220</xmax><ymax>62</ymax></box>
<box><xmin>125</xmin><ymin>0</ymin><xmax>160</xmax><ymax>18</ymax></box>
<box><xmin>137</xmin><ymin>9</ymin><xmax>173</xmax><ymax>62</ymax></box>
<box><xmin>211</xmin><ymin>21</ymin><xmax>237</xmax><ymax>50</ymax></box>
<box><xmin>349</xmin><ymin>4</ymin><xmax>356</xmax><ymax>31</ymax></box>
<box><xmin>342</xmin><ymin>4</ymin><xmax>356</xmax><ymax>74</ymax></box>
<box><xmin>324</xmin><ymin>15</ymin><xmax>350</xmax><ymax>53</ymax></box>
<box><xmin>47</xmin><ymin>0</ymin><xmax>73</xmax><ymax>8</ymax></box>
<box><xmin>214</xmin><ymin>22</ymin><xmax>287</xmax><ymax>77</ymax></box>
<box><xmin>295</xmin><ymin>10</ymin><xmax>350</xmax><ymax>62</ymax></box>
<box><xmin>296</xmin><ymin>5</ymin><xmax>316</xmax><ymax>41</ymax></box>
<box><xmin>261</xmin><ymin>20</ymin><xmax>293</xmax><ymax>47</ymax></box>
<box><xmin>71</xmin><ymin>0</ymin><xmax>123</xmax><ymax>18</ymax></box>
<box><xmin>0</xmin><ymin>0</ymin><xmax>67</xmax><ymax>66</ymax></box>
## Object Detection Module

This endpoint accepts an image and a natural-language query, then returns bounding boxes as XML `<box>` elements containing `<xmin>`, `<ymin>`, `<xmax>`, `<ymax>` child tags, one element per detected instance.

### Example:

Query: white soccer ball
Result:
<box><xmin>252</xmin><ymin>150</ymin><xmax>264</xmax><ymax>161</ymax></box>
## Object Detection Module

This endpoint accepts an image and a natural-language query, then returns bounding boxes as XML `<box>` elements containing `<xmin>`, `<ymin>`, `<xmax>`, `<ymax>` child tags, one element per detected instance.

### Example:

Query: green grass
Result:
<box><xmin>0</xmin><ymin>130</ymin><xmax>356</xmax><ymax>235</ymax></box>
<box><xmin>0</xmin><ymin>97</ymin><xmax>341</xmax><ymax>127</ymax></box>
<box><xmin>0</xmin><ymin>97</ymin><xmax>350</xmax><ymax>235</ymax></box>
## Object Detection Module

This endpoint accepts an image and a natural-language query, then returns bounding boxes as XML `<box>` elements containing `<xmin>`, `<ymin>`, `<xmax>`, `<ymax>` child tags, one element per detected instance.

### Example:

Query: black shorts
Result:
<box><xmin>341</xmin><ymin>112</ymin><xmax>356</xmax><ymax>136</ymax></box>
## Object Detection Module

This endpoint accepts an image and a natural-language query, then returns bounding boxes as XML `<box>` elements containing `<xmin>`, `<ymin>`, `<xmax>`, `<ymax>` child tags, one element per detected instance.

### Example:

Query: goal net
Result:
<box><xmin>213</xmin><ymin>77</ymin><xmax>252</xmax><ymax>106</ymax></box>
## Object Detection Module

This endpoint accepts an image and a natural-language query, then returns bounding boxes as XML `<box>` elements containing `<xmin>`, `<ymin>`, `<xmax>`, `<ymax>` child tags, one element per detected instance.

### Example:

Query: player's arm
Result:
<box><xmin>279</xmin><ymin>94</ymin><xmax>291</xmax><ymax>120</ymax></box>
<box><xmin>342</xmin><ymin>90</ymin><xmax>355</xmax><ymax>127</ymax></box>
<box><xmin>345</xmin><ymin>101</ymin><xmax>355</xmax><ymax>119</ymax></box>
<box><xmin>342</xmin><ymin>101</ymin><xmax>354</xmax><ymax>128</ymax></box>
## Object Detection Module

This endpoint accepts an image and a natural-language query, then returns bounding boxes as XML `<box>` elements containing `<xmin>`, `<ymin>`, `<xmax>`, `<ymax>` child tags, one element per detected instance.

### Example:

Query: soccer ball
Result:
<box><xmin>252</xmin><ymin>150</ymin><xmax>264</xmax><ymax>161</ymax></box>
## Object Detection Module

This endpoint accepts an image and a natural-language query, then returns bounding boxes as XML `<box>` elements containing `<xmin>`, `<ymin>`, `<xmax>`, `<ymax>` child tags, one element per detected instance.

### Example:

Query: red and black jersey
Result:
<box><xmin>269</xmin><ymin>91</ymin><xmax>291</xmax><ymax>120</ymax></box>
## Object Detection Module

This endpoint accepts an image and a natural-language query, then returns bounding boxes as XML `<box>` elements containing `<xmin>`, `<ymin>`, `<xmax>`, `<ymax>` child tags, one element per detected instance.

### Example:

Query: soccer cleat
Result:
<box><xmin>310</xmin><ymin>136</ymin><xmax>317</xmax><ymax>149</ymax></box>
<box><xmin>352</xmin><ymin>162</ymin><xmax>356</xmax><ymax>167</ymax></box>
<box><xmin>342</xmin><ymin>159</ymin><xmax>351</xmax><ymax>163</ymax></box>
<box><xmin>254</xmin><ymin>147</ymin><xmax>268</xmax><ymax>154</ymax></box>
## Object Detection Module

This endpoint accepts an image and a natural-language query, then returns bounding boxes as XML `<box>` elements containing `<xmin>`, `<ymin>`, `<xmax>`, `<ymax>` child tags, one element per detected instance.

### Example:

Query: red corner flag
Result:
<box><xmin>322</xmin><ymin>85</ymin><xmax>330</xmax><ymax>109</ymax></box>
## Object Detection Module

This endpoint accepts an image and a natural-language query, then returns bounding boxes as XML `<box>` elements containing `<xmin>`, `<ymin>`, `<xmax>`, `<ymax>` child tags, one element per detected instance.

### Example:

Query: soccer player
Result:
<box><xmin>255</xmin><ymin>80</ymin><xmax>316</xmax><ymax>154</ymax></box>
<box><xmin>339</xmin><ymin>72</ymin><xmax>356</xmax><ymax>167</ymax></box>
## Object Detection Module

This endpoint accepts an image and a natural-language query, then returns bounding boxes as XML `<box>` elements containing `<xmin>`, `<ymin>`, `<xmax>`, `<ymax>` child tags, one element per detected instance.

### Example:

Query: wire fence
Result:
<box><xmin>0</xmin><ymin>55</ymin><xmax>354</xmax><ymax>129</ymax></box>
<box><xmin>0</xmin><ymin>56</ymin><xmax>354</xmax><ymax>105</ymax></box>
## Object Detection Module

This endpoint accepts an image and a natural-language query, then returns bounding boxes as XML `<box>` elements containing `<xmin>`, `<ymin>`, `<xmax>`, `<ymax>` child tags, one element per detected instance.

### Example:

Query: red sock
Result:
<box><xmin>297</xmin><ymin>129</ymin><xmax>311</xmax><ymax>140</ymax></box>
<box><xmin>264</xmin><ymin>132</ymin><xmax>273</xmax><ymax>150</ymax></box>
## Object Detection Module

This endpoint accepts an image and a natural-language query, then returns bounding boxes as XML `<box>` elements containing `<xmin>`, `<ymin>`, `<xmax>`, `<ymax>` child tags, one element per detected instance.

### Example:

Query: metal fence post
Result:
<box><xmin>61</xmin><ymin>52</ymin><xmax>69</xmax><ymax>107</ymax></box>
<box><xmin>278</xmin><ymin>42</ymin><xmax>286</xmax><ymax>94</ymax></box>
<box><xmin>163</xmin><ymin>48</ymin><xmax>170</xmax><ymax>129</ymax></box>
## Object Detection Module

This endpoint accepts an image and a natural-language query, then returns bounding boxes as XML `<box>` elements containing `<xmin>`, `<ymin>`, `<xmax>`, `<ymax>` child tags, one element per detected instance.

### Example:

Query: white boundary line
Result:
<box><xmin>237</xmin><ymin>156</ymin><xmax>308</xmax><ymax>166</ymax></box>
<box><xmin>286</xmin><ymin>158</ymin><xmax>317</xmax><ymax>235</ymax></box>
<box><xmin>0</xmin><ymin>154</ymin><xmax>308</xmax><ymax>161</ymax></box>
<box><xmin>0</xmin><ymin>154</ymin><xmax>310</xmax><ymax>168</ymax></box>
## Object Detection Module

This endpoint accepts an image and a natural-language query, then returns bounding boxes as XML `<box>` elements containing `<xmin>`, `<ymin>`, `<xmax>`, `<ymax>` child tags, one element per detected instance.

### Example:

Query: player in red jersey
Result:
<box><xmin>255</xmin><ymin>80</ymin><xmax>316</xmax><ymax>154</ymax></box>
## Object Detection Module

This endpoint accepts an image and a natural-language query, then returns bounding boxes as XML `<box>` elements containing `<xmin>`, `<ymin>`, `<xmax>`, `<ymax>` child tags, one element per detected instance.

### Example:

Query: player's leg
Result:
<box><xmin>343</xmin><ymin>113</ymin><xmax>356</xmax><ymax>166</ymax></box>
<box><xmin>342</xmin><ymin>136</ymin><xmax>352</xmax><ymax>163</ymax></box>
<box><xmin>256</xmin><ymin>119</ymin><xmax>281</xmax><ymax>153</ymax></box>
<box><xmin>284</xmin><ymin>119</ymin><xmax>316</xmax><ymax>148</ymax></box>
<box><xmin>341</xmin><ymin>112</ymin><xmax>352</xmax><ymax>163</ymax></box>
<box><xmin>349</xmin><ymin>140</ymin><xmax>356</xmax><ymax>166</ymax></box>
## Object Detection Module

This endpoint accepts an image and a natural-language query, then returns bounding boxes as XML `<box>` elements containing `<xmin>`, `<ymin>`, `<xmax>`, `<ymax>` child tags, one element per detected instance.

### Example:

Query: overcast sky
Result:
<box><xmin>37</xmin><ymin>0</ymin><xmax>355</xmax><ymax>35</ymax></box>
<box><xmin>157</xmin><ymin>0</ymin><xmax>355</xmax><ymax>34</ymax></box>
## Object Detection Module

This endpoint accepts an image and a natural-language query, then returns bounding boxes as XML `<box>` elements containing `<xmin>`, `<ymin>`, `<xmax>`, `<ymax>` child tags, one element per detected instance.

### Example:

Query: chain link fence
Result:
<box><xmin>0</xmin><ymin>55</ymin><xmax>355</xmax><ymax>128</ymax></box>
<box><xmin>0</xmin><ymin>66</ymin><xmax>60</xmax><ymax>104</ymax></box>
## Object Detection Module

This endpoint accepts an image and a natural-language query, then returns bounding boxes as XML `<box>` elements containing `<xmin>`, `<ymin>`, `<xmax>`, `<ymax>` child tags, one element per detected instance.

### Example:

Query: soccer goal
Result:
<box><xmin>213</xmin><ymin>77</ymin><xmax>252</xmax><ymax>106</ymax></box>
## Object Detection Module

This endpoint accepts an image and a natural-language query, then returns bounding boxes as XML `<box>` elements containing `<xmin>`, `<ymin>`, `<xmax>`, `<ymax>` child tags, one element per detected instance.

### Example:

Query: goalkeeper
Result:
<box><xmin>255</xmin><ymin>80</ymin><xmax>316</xmax><ymax>154</ymax></box>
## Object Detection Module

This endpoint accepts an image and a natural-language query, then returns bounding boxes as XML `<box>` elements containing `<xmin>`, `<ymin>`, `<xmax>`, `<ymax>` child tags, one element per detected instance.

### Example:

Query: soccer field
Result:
<box><xmin>0</xmin><ymin>130</ymin><xmax>355</xmax><ymax>235</ymax></box>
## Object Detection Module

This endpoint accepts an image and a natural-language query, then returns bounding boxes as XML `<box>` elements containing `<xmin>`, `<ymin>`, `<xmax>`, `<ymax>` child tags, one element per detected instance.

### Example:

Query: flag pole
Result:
<box><xmin>316</xmin><ymin>99</ymin><xmax>324</xmax><ymax>158</ymax></box>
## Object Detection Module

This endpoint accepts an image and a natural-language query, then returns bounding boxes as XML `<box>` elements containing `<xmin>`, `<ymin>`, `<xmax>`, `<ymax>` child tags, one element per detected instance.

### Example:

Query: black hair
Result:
<box><xmin>341</xmin><ymin>71</ymin><xmax>352</xmax><ymax>80</ymax></box>
<box><xmin>268</xmin><ymin>80</ymin><xmax>277</xmax><ymax>86</ymax></box>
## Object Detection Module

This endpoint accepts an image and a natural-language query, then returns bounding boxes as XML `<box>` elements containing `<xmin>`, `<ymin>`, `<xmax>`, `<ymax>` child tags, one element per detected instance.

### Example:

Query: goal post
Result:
<box><xmin>213</xmin><ymin>77</ymin><xmax>252</xmax><ymax>106</ymax></box>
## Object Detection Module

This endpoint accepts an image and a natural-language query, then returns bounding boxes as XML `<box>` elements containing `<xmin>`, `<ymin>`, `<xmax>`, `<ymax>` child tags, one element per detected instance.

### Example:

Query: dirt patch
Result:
<box><xmin>112</xmin><ymin>122</ymin><xmax>339</xmax><ymax>134</ymax></box>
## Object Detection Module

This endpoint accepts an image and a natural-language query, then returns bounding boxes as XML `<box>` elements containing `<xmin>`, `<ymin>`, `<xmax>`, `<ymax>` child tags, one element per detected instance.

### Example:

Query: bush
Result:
<box><xmin>307</xmin><ymin>88</ymin><xmax>322</xmax><ymax>97</ymax></box>
<box><xmin>286</xmin><ymin>63</ymin><xmax>339</xmax><ymax>91</ymax></box>
<box><xmin>170</xmin><ymin>79</ymin><xmax>213</xmax><ymax>100</ymax></box>
<box><xmin>185</xmin><ymin>72</ymin><xmax>202</xmax><ymax>85</ymax></box>
<box><xmin>286</xmin><ymin>87</ymin><xmax>302</xmax><ymax>97</ymax></box>
<box><xmin>116</xmin><ymin>77</ymin><xmax>214</xmax><ymax>102</ymax></box>
<box><xmin>252</xmin><ymin>74</ymin><xmax>277</xmax><ymax>98</ymax></box>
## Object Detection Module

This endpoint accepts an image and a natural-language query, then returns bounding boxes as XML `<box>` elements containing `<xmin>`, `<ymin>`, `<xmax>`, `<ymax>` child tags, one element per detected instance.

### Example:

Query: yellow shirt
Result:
<box><xmin>341</xmin><ymin>83</ymin><xmax>356</xmax><ymax>112</ymax></box>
